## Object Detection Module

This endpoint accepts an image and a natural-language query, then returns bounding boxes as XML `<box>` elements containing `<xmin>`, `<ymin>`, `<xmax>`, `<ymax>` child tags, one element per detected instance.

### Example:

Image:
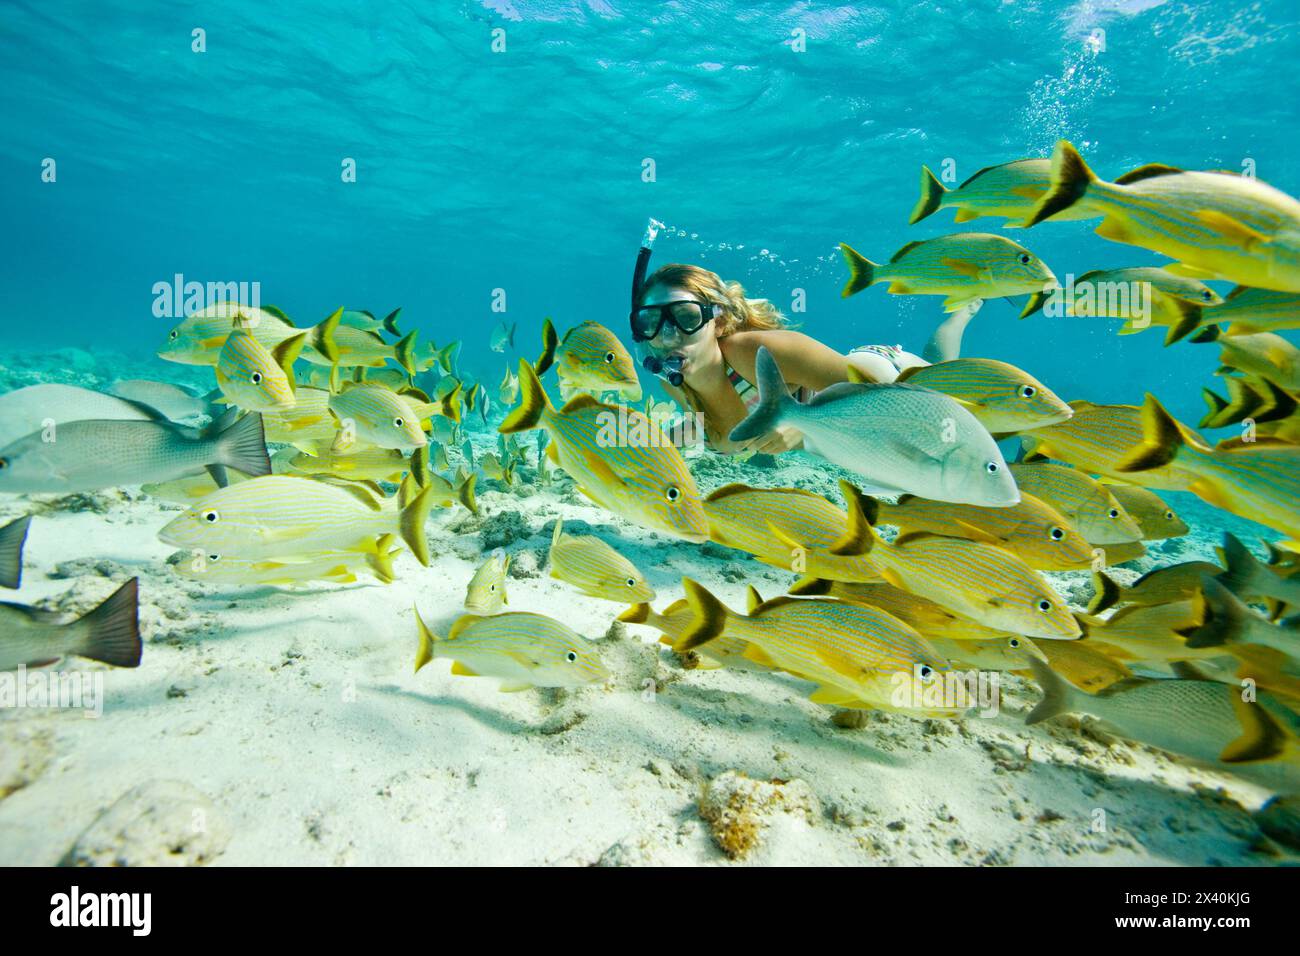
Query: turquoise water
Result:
<box><xmin>2</xmin><ymin>0</ymin><xmax>1297</xmax><ymax>422</ymax></box>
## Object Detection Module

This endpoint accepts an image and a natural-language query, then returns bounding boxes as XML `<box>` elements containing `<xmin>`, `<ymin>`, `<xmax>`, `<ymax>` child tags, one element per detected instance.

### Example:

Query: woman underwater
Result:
<box><xmin>632</xmin><ymin>261</ymin><xmax>981</xmax><ymax>455</ymax></box>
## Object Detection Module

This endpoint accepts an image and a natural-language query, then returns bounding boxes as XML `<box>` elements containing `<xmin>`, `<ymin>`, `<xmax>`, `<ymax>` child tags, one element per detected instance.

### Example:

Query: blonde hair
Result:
<box><xmin>640</xmin><ymin>263</ymin><xmax>790</xmax><ymax>336</ymax></box>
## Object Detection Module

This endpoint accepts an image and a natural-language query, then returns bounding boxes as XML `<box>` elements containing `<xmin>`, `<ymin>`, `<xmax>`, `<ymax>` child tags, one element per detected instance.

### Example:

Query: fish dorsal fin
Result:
<box><xmin>830</xmin><ymin>482</ymin><xmax>875</xmax><ymax>557</ymax></box>
<box><xmin>560</xmin><ymin>393</ymin><xmax>604</xmax><ymax>414</ymax></box>
<box><xmin>323</xmin><ymin>479</ymin><xmax>384</xmax><ymax>511</ymax></box>
<box><xmin>261</xmin><ymin>304</ymin><xmax>295</xmax><ymax>326</ymax></box>
<box><xmin>705</xmin><ymin>482</ymin><xmax>759</xmax><ymax>502</ymax></box>
<box><xmin>745</xmin><ymin>586</ymin><xmax>764</xmax><ymax>614</ymax></box>
<box><xmin>1220</xmin><ymin>690</ymin><xmax>1288</xmax><ymax>763</ymax></box>
<box><xmin>788</xmin><ymin>576</ymin><xmax>833</xmax><ymax>597</ymax></box>
<box><xmin>1114</xmin><ymin>163</ymin><xmax>1184</xmax><ymax>185</ymax></box>
<box><xmin>889</xmin><ymin>240</ymin><xmax>923</xmax><ymax>263</ymax></box>
<box><xmin>448</xmin><ymin>614</ymin><xmax>483</xmax><ymax>641</ymax></box>
<box><xmin>892</xmin><ymin>530</ymin><xmax>943</xmax><ymax>548</ymax></box>
<box><xmin>752</xmin><ymin>594</ymin><xmax>807</xmax><ymax>615</ymax></box>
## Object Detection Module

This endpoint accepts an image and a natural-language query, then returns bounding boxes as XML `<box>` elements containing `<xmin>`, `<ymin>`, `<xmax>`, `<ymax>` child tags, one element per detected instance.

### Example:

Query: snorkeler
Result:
<box><xmin>632</xmin><ymin>260</ymin><xmax>981</xmax><ymax>455</ymax></box>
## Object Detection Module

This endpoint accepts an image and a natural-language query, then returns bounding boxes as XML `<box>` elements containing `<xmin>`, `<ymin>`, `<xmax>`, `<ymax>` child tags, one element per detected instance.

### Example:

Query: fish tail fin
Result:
<box><xmin>1183</xmin><ymin>576</ymin><xmax>1250</xmax><ymax>649</ymax></box>
<box><xmin>398</xmin><ymin>485</ymin><xmax>435</xmax><ymax>567</ymax></box>
<box><xmin>535</xmin><ymin>317</ymin><xmax>559</xmax><ymax>375</ymax></box>
<box><xmin>1217</xmin><ymin>533</ymin><xmax>1261</xmax><ymax>595</ymax></box>
<box><xmin>1025</xmin><ymin>140</ymin><xmax>1097</xmax><ymax>227</ymax></box>
<box><xmin>413</xmin><ymin>605</ymin><xmax>439</xmax><ymax>672</ymax></box>
<box><xmin>500</xmin><ymin>358</ymin><xmax>552</xmax><ymax>433</ymax></box>
<box><xmin>455</xmin><ymin>473</ymin><xmax>478</xmax><ymax>515</ymax></box>
<box><xmin>76</xmin><ymin>578</ymin><xmax>142</xmax><ymax>668</ymax></box>
<box><xmin>366</xmin><ymin>534</ymin><xmax>398</xmax><ymax>584</ymax></box>
<box><xmin>674</xmin><ymin>578</ymin><xmax>731</xmax><ymax>653</ymax></box>
<box><xmin>1162</xmin><ymin>299</ymin><xmax>1203</xmax><ymax>345</ymax></box>
<box><xmin>1115</xmin><ymin>393</ymin><xmax>1183</xmax><ymax>473</ymax></box>
<box><xmin>272</xmin><ymin>332</ymin><xmax>308</xmax><ymax>394</ymax></box>
<box><xmin>1087</xmin><ymin>570</ymin><xmax>1122</xmax><ymax>613</ymax></box>
<box><xmin>838</xmin><ymin>243</ymin><xmax>879</xmax><ymax>298</ymax></box>
<box><xmin>832</xmin><ymin>480</ymin><xmax>879</xmax><ymax>556</ymax></box>
<box><xmin>212</xmin><ymin>410</ymin><xmax>271</xmax><ymax>478</ymax></box>
<box><xmin>409</xmin><ymin>446</ymin><xmax>430</xmax><ymax>487</ymax></box>
<box><xmin>0</xmin><ymin>514</ymin><xmax>32</xmax><ymax>590</ymax></box>
<box><xmin>618</xmin><ymin>603</ymin><xmax>650</xmax><ymax>624</ymax></box>
<box><xmin>908</xmin><ymin>165</ymin><xmax>948</xmax><ymax>224</ymax></box>
<box><xmin>382</xmin><ymin>308</ymin><xmax>403</xmax><ymax>337</ymax></box>
<box><xmin>395</xmin><ymin>330</ymin><xmax>419</xmax><ymax>378</ymax></box>
<box><xmin>312</xmin><ymin>307</ymin><xmax>343</xmax><ymax>365</ymax></box>
<box><xmin>728</xmin><ymin>346</ymin><xmax>791</xmax><ymax>443</ymax></box>
<box><xmin>439</xmin><ymin>382</ymin><xmax>463</xmax><ymax>424</ymax></box>
<box><xmin>1025</xmin><ymin>656</ymin><xmax>1081</xmax><ymax>725</ymax></box>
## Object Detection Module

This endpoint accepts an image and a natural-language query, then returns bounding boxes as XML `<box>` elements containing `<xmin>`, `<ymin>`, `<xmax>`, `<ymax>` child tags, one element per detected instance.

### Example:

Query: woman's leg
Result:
<box><xmin>922</xmin><ymin>298</ymin><xmax>983</xmax><ymax>363</ymax></box>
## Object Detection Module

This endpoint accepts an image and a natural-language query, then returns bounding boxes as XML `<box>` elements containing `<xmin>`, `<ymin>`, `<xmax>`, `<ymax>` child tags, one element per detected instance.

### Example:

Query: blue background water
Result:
<box><xmin>2</xmin><ymin>0</ymin><xmax>1297</xmax><ymax>427</ymax></box>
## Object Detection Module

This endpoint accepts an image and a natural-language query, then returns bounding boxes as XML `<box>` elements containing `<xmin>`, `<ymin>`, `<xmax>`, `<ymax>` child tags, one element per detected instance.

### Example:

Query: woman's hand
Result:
<box><xmin>742</xmin><ymin>424</ymin><xmax>804</xmax><ymax>455</ymax></box>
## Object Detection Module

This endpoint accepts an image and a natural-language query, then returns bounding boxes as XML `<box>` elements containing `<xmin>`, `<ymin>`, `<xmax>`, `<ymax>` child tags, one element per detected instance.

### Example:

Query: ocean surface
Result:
<box><xmin>3</xmin><ymin>0</ymin><xmax>1297</xmax><ymax>425</ymax></box>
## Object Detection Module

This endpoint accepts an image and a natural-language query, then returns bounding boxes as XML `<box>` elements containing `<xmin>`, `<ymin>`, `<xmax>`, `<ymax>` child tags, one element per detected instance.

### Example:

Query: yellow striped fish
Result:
<box><xmin>464</xmin><ymin>550</ymin><xmax>510</xmax><ymax>614</ymax></box>
<box><xmin>159</xmin><ymin>303</ymin><xmax>305</xmax><ymax>366</ymax></box>
<box><xmin>787</xmin><ymin>577</ymin><xmax>1032</xmax><ymax>645</ymax></box>
<box><xmin>909</xmin><ymin>158</ymin><xmax>1100</xmax><ymax>227</ymax></box>
<box><xmin>703</xmin><ymin>483</ymin><xmax>873</xmax><ymax>571</ymax></box>
<box><xmin>535</xmin><ymin>318</ymin><xmax>641</xmax><ymax>402</ymax></box>
<box><xmin>1023</xmin><ymin>266</ymin><xmax>1224</xmax><ymax>344</ymax></box>
<box><xmin>215</xmin><ymin>323</ymin><xmax>306</xmax><ymax>412</ymax></box>
<box><xmin>328</xmin><ymin>382</ymin><xmax>429</xmax><ymax>451</ymax></box>
<box><xmin>1088</xmin><ymin>562</ymin><xmax>1223</xmax><ymax>614</ymax></box>
<box><xmin>1217</xmin><ymin>332</ymin><xmax>1300</xmax><ymax>391</ymax></box>
<box><xmin>287</xmin><ymin>445</ymin><xmax>409</xmax><ymax>483</ymax></box>
<box><xmin>892</xmin><ymin>358</ymin><xmax>1072</xmax><ymax>433</ymax></box>
<box><xmin>500</xmin><ymin>358</ymin><xmax>708</xmax><ymax>542</ymax></box>
<box><xmin>1027</xmin><ymin>140</ymin><xmax>1300</xmax><ymax>292</ymax></box>
<box><xmin>303</xmin><ymin>307</ymin><xmax>419</xmax><ymax>377</ymax></box>
<box><xmin>876</xmin><ymin>492</ymin><xmax>1094</xmax><ymax>571</ymax></box>
<box><xmin>413</xmin><ymin>609</ymin><xmax>609</xmax><ymax>691</ymax></box>
<box><xmin>1008</xmin><ymin>462</ymin><xmax>1143</xmax><ymax>544</ymax></box>
<box><xmin>839</xmin><ymin>233</ymin><xmax>1057</xmax><ymax>311</ymax></box>
<box><xmin>1188</xmin><ymin>285</ymin><xmax>1300</xmax><ymax>337</ymax></box>
<box><xmin>548</xmin><ymin>519</ymin><xmax>654</xmax><ymax>603</ymax></box>
<box><xmin>783</xmin><ymin>482</ymin><xmax>1080</xmax><ymax>639</ymax></box>
<box><xmin>168</xmin><ymin>534</ymin><xmax>399</xmax><ymax>587</ymax></box>
<box><xmin>1117</xmin><ymin>393</ymin><xmax>1300</xmax><ymax>539</ymax></box>
<box><xmin>675</xmin><ymin>579</ymin><xmax>956</xmax><ymax>714</ymax></box>
<box><xmin>1105</xmin><ymin>485</ymin><xmax>1188</xmax><ymax>540</ymax></box>
<box><xmin>1019</xmin><ymin>400</ymin><xmax>1198</xmax><ymax>491</ymax></box>
<box><xmin>1075</xmin><ymin>601</ymin><xmax>1221</xmax><ymax>665</ymax></box>
<box><xmin>262</xmin><ymin>386</ymin><xmax>336</xmax><ymax>447</ymax></box>
<box><xmin>157</xmin><ymin>474</ymin><xmax>435</xmax><ymax>564</ymax></box>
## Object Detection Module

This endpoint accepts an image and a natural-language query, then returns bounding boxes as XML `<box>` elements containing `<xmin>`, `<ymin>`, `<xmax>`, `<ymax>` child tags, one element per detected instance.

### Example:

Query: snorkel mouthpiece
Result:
<box><xmin>642</xmin><ymin>353</ymin><xmax>684</xmax><ymax>387</ymax></box>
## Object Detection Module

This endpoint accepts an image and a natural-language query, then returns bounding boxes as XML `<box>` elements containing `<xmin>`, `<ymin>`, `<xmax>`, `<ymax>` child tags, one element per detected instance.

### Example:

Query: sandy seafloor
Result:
<box><xmin>1</xmin><ymin>347</ymin><xmax>1297</xmax><ymax>867</ymax></box>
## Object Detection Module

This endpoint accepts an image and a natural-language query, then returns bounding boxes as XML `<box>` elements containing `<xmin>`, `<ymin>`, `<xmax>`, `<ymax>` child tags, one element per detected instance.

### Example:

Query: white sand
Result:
<box><xmin>0</xmin><ymin>437</ymin><xmax>1293</xmax><ymax>866</ymax></box>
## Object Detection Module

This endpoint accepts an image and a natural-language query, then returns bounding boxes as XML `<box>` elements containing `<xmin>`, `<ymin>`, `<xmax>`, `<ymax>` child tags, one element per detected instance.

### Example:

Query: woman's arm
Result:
<box><xmin>720</xmin><ymin>329</ymin><xmax>850</xmax><ymax>391</ymax></box>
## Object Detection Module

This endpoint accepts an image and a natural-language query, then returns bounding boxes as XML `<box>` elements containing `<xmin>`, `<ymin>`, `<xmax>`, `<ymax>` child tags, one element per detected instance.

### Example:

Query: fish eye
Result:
<box><xmin>1018</xmin><ymin>253</ymin><xmax>1031</xmax><ymax>265</ymax></box>
<box><xmin>208</xmin><ymin>554</ymin><xmax>220</xmax><ymax>562</ymax></box>
<box><xmin>394</xmin><ymin>417</ymin><xmax>405</xmax><ymax>427</ymax></box>
<box><xmin>985</xmin><ymin>461</ymin><xmax>999</xmax><ymax>474</ymax></box>
<box><xmin>203</xmin><ymin>510</ymin><xmax>220</xmax><ymax>523</ymax></box>
<box><xmin>565</xmin><ymin>651</ymin><xmax>578</xmax><ymax>663</ymax></box>
<box><xmin>1164</xmin><ymin>510</ymin><xmax>1174</xmax><ymax>519</ymax></box>
<box><xmin>250</xmin><ymin>372</ymin><xmax>263</xmax><ymax>385</ymax></box>
<box><xmin>1037</xmin><ymin>599</ymin><xmax>1052</xmax><ymax>612</ymax></box>
<box><xmin>169</xmin><ymin>330</ymin><xmax>179</xmax><ymax>340</ymax></box>
<box><xmin>918</xmin><ymin>665</ymin><xmax>935</xmax><ymax>681</ymax></box>
<box><xmin>1108</xmin><ymin>508</ymin><xmax>1120</xmax><ymax>518</ymax></box>
<box><xmin>1049</xmin><ymin>527</ymin><xmax>1064</xmax><ymax>541</ymax></box>
<box><xmin>665</xmin><ymin>486</ymin><xmax>680</xmax><ymax>501</ymax></box>
<box><xmin>604</xmin><ymin>351</ymin><xmax>615</xmax><ymax>364</ymax></box>
<box><xmin>489</xmin><ymin>584</ymin><xmax>496</xmax><ymax>592</ymax></box>
<box><xmin>1008</xmin><ymin>638</ymin><xmax>1021</xmax><ymax>648</ymax></box>
<box><xmin>1020</xmin><ymin>385</ymin><xmax>1036</xmax><ymax>398</ymax></box>
<box><xmin>1201</xmin><ymin>290</ymin><xmax>1214</xmax><ymax>301</ymax></box>
<box><xmin>626</xmin><ymin>577</ymin><xmax>636</xmax><ymax>587</ymax></box>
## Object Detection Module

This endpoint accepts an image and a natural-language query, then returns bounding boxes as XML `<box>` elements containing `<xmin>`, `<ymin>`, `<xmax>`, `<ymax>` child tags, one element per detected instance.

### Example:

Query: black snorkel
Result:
<box><xmin>630</xmin><ymin>218</ymin><xmax>685</xmax><ymax>387</ymax></box>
